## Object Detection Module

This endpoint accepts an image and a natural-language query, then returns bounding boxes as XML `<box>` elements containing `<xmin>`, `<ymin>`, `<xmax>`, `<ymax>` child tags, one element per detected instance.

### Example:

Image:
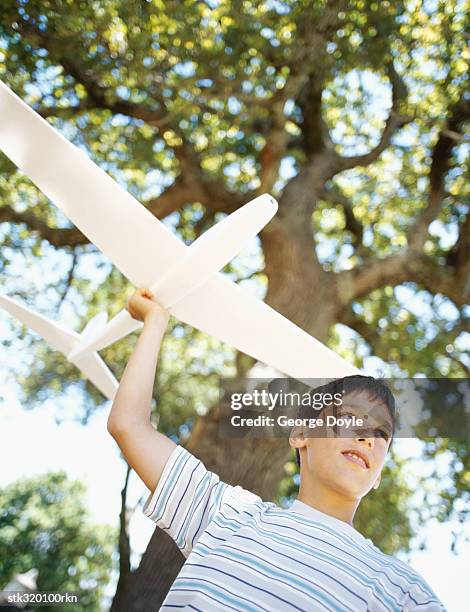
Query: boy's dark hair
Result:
<box><xmin>294</xmin><ymin>375</ymin><xmax>395</xmax><ymax>468</ymax></box>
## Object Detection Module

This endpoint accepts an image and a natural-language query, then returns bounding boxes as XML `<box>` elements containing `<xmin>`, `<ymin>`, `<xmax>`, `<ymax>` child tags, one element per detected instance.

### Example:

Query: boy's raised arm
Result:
<box><xmin>107</xmin><ymin>288</ymin><xmax>176</xmax><ymax>492</ymax></box>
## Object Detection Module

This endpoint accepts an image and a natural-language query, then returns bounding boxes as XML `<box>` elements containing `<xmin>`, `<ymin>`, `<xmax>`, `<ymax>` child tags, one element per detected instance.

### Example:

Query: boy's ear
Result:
<box><xmin>289</xmin><ymin>426</ymin><xmax>307</xmax><ymax>451</ymax></box>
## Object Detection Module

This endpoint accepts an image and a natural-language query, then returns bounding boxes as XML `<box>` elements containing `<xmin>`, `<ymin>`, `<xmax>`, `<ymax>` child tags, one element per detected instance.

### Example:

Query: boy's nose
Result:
<box><xmin>355</xmin><ymin>435</ymin><xmax>374</xmax><ymax>449</ymax></box>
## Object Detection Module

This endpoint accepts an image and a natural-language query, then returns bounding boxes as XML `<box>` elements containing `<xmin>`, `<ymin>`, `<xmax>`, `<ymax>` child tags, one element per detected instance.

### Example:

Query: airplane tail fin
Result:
<box><xmin>68</xmin><ymin>309</ymin><xmax>142</xmax><ymax>361</ymax></box>
<box><xmin>80</xmin><ymin>312</ymin><xmax>108</xmax><ymax>342</ymax></box>
<box><xmin>0</xmin><ymin>293</ymin><xmax>118</xmax><ymax>401</ymax></box>
<box><xmin>69</xmin><ymin>352</ymin><xmax>118</xmax><ymax>401</ymax></box>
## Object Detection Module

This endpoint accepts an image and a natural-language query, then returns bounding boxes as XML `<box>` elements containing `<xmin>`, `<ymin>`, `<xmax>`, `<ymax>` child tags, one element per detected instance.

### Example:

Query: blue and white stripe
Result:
<box><xmin>143</xmin><ymin>446</ymin><xmax>445</xmax><ymax>611</ymax></box>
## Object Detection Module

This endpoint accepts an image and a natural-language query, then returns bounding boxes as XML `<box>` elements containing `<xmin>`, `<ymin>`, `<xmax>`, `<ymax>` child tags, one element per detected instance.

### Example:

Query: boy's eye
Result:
<box><xmin>352</xmin><ymin>426</ymin><xmax>390</xmax><ymax>440</ymax></box>
<box><xmin>340</xmin><ymin>411</ymin><xmax>360</xmax><ymax>420</ymax></box>
<box><xmin>374</xmin><ymin>428</ymin><xmax>390</xmax><ymax>440</ymax></box>
<box><xmin>337</xmin><ymin>411</ymin><xmax>391</xmax><ymax>440</ymax></box>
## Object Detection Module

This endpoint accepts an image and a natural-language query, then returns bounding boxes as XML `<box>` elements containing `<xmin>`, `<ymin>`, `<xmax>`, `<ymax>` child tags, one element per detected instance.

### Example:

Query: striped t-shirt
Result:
<box><xmin>143</xmin><ymin>445</ymin><xmax>444</xmax><ymax>611</ymax></box>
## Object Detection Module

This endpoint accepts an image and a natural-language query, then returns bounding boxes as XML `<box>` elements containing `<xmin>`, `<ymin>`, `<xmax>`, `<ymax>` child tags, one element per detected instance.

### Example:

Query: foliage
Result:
<box><xmin>0</xmin><ymin>472</ymin><xmax>116</xmax><ymax>611</ymax></box>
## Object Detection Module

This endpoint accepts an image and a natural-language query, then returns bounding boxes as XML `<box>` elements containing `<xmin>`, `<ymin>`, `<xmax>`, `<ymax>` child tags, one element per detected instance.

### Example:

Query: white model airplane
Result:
<box><xmin>0</xmin><ymin>79</ymin><xmax>360</xmax><ymax>399</ymax></box>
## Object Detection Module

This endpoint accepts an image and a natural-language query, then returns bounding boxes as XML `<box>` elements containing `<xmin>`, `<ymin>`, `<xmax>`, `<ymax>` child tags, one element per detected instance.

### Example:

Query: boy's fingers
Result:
<box><xmin>136</xmin><ymin>287</ymin><xmax>153</xmax><ymax>298</ymax></box>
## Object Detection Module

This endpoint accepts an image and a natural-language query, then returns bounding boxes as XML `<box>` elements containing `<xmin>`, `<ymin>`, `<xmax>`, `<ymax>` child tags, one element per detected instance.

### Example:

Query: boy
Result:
<box><xmin>107</xmin><ymin>288</ymin><xmax>445</xmax><ymax>611</ymax></box>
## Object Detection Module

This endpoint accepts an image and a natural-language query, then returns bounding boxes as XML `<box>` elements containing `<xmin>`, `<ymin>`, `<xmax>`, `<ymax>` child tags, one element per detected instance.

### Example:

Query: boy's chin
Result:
<box><xmin>330</xmin><ymin>472</ymin><xmax>375</xmax><ymax>500</ymax></box>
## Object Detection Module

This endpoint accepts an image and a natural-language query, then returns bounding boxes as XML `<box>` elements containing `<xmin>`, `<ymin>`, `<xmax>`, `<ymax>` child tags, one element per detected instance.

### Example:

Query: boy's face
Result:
<box><xmin>290</xmin><ymin>389</ymin><xmax>393</xmax><ymax>500</ymax></box>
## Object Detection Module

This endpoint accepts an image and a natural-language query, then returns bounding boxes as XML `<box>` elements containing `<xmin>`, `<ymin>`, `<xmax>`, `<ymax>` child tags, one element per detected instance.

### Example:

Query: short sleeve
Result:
<box><xmin>405</xmin><ymin>601</ymin><xmax>446</xmax><ymax>611</ymax></box>
<box><xmin>143</xmin><ymin>445</ymin><xmax>260</xmax><ymax>557</ymax></box>
<box><xmin>403</xmin><ymin>574</ymin><xmax>446</xmax><ymax>611</ymax></box>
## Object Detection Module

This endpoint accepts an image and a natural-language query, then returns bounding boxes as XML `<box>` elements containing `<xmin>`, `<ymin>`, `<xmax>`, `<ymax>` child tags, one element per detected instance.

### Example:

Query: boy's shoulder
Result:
<box><xmin>365</xmin><ymin>540</ymin><xmax>444</xmax><ymax>608</ymax></box>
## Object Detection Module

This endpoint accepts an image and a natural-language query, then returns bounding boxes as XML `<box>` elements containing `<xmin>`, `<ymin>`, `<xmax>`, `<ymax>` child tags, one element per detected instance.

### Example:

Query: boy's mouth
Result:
<box><xmin>341</xmin><ymin>450</ymin><xmax>370</xmax><ymax>469</ymax></box>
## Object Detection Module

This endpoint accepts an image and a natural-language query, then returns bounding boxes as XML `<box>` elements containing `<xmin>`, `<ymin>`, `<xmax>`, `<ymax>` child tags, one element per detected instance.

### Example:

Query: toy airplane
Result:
<box><xmin>0</xmin><ymin>80</ymin><xmax>359</xmax><ymax>399</ymax></box>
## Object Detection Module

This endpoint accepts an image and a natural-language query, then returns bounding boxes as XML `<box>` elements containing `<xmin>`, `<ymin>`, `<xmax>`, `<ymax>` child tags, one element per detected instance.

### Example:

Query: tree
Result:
<box><xmin>0</xmin><ymin>472</ymin><xmax>116</xmax><ymax>611</ymax></box>
<box><xmin>0</xmin><ymin>0</ymin><xmax>468</xmax><ymax>608</ymax></box>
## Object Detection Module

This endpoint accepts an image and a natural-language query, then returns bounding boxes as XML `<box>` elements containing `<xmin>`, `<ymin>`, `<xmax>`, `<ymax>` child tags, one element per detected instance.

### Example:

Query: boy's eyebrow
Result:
<box><xmin>338</xmin><ymin>400</ymin><xmax>394</xmax><ymax>431</ymax></box>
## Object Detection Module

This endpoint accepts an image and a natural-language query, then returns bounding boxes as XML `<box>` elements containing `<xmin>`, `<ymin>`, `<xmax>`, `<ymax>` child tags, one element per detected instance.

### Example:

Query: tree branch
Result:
<box><xmin>336</xmin><ymin>62</ymin><xmax>411</xmax><ymax>170</ymax></box>
<box><xmin>18</xmin><ymin>20</ymin><xmax>170</xmax><ymax>128</ymax></box>
<box><xmin>336</xmin><ymin>249</ymin><xmax>468</xmax><ymax>309</ymax></box>
<box><xmin>258</xmin><ymin>83</ymin><xmax>302</xmax><ymax>194</ymax></box>
<box><xmin>319</xmin><ymin>184</ymin><xmax>367</xmax><ymax>250</ymax></box>
<box><xmin>119</xmin><ymin>464</ymin><xmax>132</xmax><ymax>579</ymax></box>
<box><xmin>170</xmin><ymin>145</ymin><xmax>249</xmax><ymax>215</ymax></box>
<box><xmin>446</xmin><ymin>208</ymin><xmax>470</xmax><ymax>271</ymax></box>
<box><xmin>448</xmin><ymin>210</ymin><xmax>470</xmax><ymax>302</ymax></box>
<box><xmin>338</xmin><ymin>308</ymin><xmax>391</xmax><ymax>360</ymax></box>
<box><xmin>145</xmin><ymin>177</ymin><xmax>204</xmax><ymax>219</ymax></box>
<box><xmin>36</xmin><ymin>102</ymin><xmax>91</xmax><ymax>119</ymax></box>
<box><xmin>257</xmin><ymin>1</ymin><xmax>347</xmax><ymax>192</ymax></box>
<box><xmin>339</xmin><ymin>308</ymin><xmax>470</xmax><ymax>370</ymax></box>
<box><xmin>0</xmin><ymin>204</ymin><xmax>88</xmax><ymax>247</ymax></box>
<box><xmin>19</xmin><ymin>22</ymin><xmax>244</xmax><ymax>216</ymax></box>
<box><xmin>293</xmin><ymin>3</ymin><xmax>349</xmax><ymax>161</ymax></box>
<box><xmin>334</xmin><ymin>93</ymin><xmax>470</xmax><ymax>315</ymax></box>
<box><xmin>56</xmin><ymin>250</ymin><xmax>78</xmax><ymax>312</ymax></box>
<box><xmin>407</xmin><ymin>95</ymin><xmax>470</xmax><ymax>251</ymax></box>
<box><xmin>297</xmin><ymin>74</ymin><xmax>336</xmax><ymax>159</ymax></box>
<box><xmin>448</xmin><ymin>353</ymin><xmax>470</xmax><ymax>376</ymax></box>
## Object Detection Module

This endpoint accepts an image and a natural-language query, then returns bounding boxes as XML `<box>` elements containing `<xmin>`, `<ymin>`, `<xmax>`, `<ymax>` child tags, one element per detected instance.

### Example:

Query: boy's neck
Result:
<box><xmin>297</xmin><ymin>480</ymin><xmax>360</xmax><ymax>526</ymax></box>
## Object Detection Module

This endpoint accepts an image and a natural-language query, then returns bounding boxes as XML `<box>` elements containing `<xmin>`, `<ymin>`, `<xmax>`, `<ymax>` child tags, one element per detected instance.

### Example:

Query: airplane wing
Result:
<box><xmin>0</xmin><ymin>80</ymin><xmax>360</xmax><ymax>379</ymax></box>
<box><xmin>171</xmin><ymin>276</ymin><xmax>360</xmax><ymax>378</ymax></box>
<box><xmin>150</xmin><ymin>193</ymin><xmax>278</xmax><ymax>307</ymax></box>
<box><xmin>0</xmin><ymin>293</ymin><xmax>79</xmax><ymax>355</ymax></box>
<box><xmin>0</xmin><ymin>80</ymin><xmax>185</xmax><ymax>287</ymax></box>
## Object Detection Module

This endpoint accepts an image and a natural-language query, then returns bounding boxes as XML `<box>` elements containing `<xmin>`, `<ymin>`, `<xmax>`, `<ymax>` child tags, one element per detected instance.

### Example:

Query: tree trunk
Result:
<box><xmin>112</xmin><ymin>527</ymin><xmax>185</xmax><ymax>611</ymax></box>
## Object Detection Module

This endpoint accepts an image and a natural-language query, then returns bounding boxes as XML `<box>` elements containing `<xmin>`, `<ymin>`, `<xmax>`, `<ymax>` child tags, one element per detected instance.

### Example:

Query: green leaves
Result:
<box><xmin>0</xmin><ymin>472</ymin><xmax>116</xmax><ymax>610</ymax></box>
